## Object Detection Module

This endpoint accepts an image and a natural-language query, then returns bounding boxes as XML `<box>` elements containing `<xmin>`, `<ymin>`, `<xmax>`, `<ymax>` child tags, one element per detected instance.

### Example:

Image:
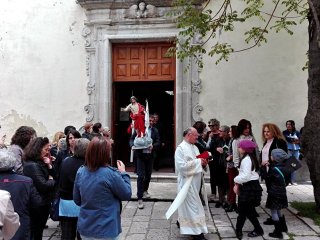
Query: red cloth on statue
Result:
<box><xmin>130</xmin><ymin>103</ymin><xmax>145</xmax><ymax>136</ymax></box>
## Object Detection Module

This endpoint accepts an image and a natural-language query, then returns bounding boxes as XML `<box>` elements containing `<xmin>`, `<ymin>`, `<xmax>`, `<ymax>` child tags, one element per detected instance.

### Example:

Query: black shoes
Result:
<box><xmin>222</xmin><ymin>202</ymin><xmax>229</xmax><ymax>209</ymax></box>
<box><xmin>215</xmin><ymin>202</ymin><xmax>222</xmax><ymax>208</ymax></box>
<box><xmin>236</xmin><ymin>230</ymin><xmax>243</xmax><ymax>239</ymax></box>
<box><xmin>225</xmin><ymin>204</ymin><xmax>238</xmax><ymax>213</ymax></box>
<box><xmin>247</xmin><ymin>229</ymin><xmax>264</xmax><ymax>237</ymax></box>
<box><xmin>264</xmin><ymin>215</ymin><xmax>288</xmax><ymax>231</ymax></box>
<box><xmin>269</xmin><ymin>220</ymin><xmax>283</xmax><ymax>238</ymax></box>
<box><xmin>263</xmin><ymin>217</ymin><xmax>274</xmax><ymax>225</ymax></box>
<box><xmin>279</xmin><ymin>215</ymin><xmax>288</xmax><ymax>232</ymax></box>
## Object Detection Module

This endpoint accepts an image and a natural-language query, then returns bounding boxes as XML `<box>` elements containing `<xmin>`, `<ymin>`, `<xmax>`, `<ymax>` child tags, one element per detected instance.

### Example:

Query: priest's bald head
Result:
<box><xmin>183</xmin><ymin>127</ymin><xmax>199</xmax><ymax>144</ymax></box>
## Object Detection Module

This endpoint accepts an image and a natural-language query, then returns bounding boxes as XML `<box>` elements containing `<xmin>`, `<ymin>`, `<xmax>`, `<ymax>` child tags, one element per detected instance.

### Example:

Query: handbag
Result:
<box><xmin>284</xmin><ymin>156</ymin><xmax>302</xmax><ymax>173</ymax></box>
<box><xmin>50</xmin><ymin>197</ymin><xmax>60</xmax><ymax>221</ymax></box>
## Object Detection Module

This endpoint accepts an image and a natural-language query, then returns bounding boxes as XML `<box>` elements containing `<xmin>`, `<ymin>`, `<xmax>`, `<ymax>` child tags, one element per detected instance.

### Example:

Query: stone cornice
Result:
<box><xmin>77</xmin><ymin>0</ymin><xmax>205</xmax><ymax>10</ymax></box>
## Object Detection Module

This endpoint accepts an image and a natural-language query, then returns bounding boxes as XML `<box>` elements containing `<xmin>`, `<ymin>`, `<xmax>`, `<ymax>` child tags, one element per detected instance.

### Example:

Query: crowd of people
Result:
<box><xmin>172</xmin><ymin>118</ymin><xmax>302</xmax><ymax>240</ymax></box>
<box><xmin>0</xmin><ymin>122</ymin><xmax>130</xmax><ymax>240</ymax></box>
<box><xmin>0</xmin><ymin>117</ymin><xmax>303</xmax><ymax>240</ymax></box>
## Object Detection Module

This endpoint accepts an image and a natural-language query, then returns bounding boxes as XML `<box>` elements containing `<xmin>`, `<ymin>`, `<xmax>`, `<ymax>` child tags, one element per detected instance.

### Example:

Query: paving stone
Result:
<box><xmin>43</xmin><ymin>228</ymin><xmax>57</xmax><ymax>237</ymax></box>
<box><xmin>149</xmin><ymin>219</ymin><xmax>171</xmax><ymax>229</ymax></box>
<box><xmin>287</xmin><ymin>219</ymin><xmax>317</xmax><ymax>236</ymax></box>
<box><xmin>147</xmin><ymin>229</ymin><xmax>170</xmax><ymax>239</ymax></box>
<box><xmin>151</xmin><ymin>211</ymin><xmax>168</xmax><ymax>219</ymax></box>
<box><xmin>216</xmin><ymin>226</ymin><xmax>236</xmax><ymax>238</ymax></box>
<box><xmin>44</xmin><ymin>182</ymin><xmax>318</xmax><ymax>240</ymax></box>
<box><xmin>210</xmin><ymin>207</ymin><xmax>226</xmax><ymax>215</ymax></box>
<box><xmin>120</xmin><ymin>227</ymin><xmax>129</xmax><ymax>240</ymax></box>
<box><xmin>122</xmin><ymin>208</ymin><xmax>136</xmax><ymax>218</ymax></box>
<box><xmin>154</xmin><ymin>201</ymin><xmax>172</xmax><ymax>209</ymax></box>
<box><xmin>293</xmin><ymin>236</ymin><xmax>320</xmax><ymax>240</ymax></box>
<box><xmin>129</xmin><ymin>221</ymin><xmax>149</xmax><ymax>234</ymax></box>
<box><xmin>234</xmin><ymin>236</ymin><xmax>263</xmax><ymax>240</ymax></box>
<box><xmin>213</xmin><ymin>214</ymin><xmax>232</xmax><ymax>227</ymax></box>
<box><xmin>205</xmin><ymin>233</ymin><xmax>220</xmax><ymax>240</ymax></box>
<box><xmin>300</xmin><ymin>216</ymin><xmax>320</xmax><ymax>233</ymax></box>
<box><xmin>132</xmin><ymin>215</ymin><xmax>150</xmax><ymax>222</ymax></box>
<box><xmin>170</xmin><ymin>223</ymin><xmax>188</xmax><ymax>238</ymax></box>
<box><xmin>263</xmin><ymin>232</ymin><xmax>290</xmax><ymax>240</ymax></box>
<box><xmin>122</xmin><ymin>218</ymin><xmax>133</xmax><ymax>227</ymax></box>
<box><xmin>125</xmin><ymin>233</ymin><xmax>146</xmax><ymax>240</ymax></box>
<box><xmin>170</xmin><ymin>237</ymin><xmax>189</xmax><ymax>240</ymax></box>
<box><xmin>207</xmin><ymin>222</ymin><xmax>217</xmax><ymax>234</ymax></box>
<box><xmin>226</xmin><ymin>211</ymin><xmax>238</xmax><ymax>219</ymax></box>
<box><xmin>134</xmin><ymin>202</ymin><xmax>153</xmax><ymax>216</ymax></box>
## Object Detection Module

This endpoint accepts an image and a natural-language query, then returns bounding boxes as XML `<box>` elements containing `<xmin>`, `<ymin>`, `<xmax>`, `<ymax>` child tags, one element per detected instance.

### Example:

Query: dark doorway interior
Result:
<box><xmin>112</xmin><ymin>81</ymin><xmax>175</xmax><ymax>171</ymax></box>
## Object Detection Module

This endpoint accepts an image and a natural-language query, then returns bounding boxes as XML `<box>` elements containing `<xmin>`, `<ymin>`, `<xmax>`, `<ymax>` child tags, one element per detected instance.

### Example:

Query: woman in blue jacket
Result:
<box><xmin>282</xmin><ymin>120</ymin><xmax>301</xmax><ymax>185</ymax></box>
<box><xmin>73</xmin><ymin>136</ymin><xmax>132</xmax><ymax>240</ymax></box>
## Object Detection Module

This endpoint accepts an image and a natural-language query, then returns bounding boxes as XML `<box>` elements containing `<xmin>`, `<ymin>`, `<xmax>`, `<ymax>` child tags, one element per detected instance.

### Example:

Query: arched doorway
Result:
<box><xmin>112</xmin><ymin>42</ymin><xmax>176</xmax><ymax>171</ymax></box>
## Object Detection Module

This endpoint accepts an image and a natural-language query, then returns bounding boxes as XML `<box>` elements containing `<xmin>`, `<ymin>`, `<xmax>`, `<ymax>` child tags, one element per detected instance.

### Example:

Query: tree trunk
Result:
<box><xmin>302</xmin><ymin>0</ymin><xmax>320</xmax><ymax>213</ymax></box>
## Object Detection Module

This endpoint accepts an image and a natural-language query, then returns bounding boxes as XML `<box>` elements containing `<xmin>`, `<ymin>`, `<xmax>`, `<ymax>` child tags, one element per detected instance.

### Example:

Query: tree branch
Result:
<box><xmin>234</xmin><ymin>0</ymin><xmax>281</xmax><ymax>53</ymax></box>
<box><xmin>259</xmin><ymin>10</ymin><xmax>302</xmax><ymax>19</ymax></box>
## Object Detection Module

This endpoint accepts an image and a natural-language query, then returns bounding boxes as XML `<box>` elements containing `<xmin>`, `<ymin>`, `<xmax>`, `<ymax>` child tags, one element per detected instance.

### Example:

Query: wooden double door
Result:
<box><xmin>112</xmin><ymin>42</ymin><xmax>176</xmax><ymax>169</ymax></box>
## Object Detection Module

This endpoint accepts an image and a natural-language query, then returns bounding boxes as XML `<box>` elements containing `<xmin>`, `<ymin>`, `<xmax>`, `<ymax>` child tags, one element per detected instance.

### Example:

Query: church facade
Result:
<box><xmin>0</xmin><ymin>1</ymin><xmax>308</xmax><ymax>177</ymax></box>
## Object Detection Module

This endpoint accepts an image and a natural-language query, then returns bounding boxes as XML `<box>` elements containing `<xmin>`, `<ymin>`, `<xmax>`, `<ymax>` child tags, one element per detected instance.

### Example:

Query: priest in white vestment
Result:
<box><xmin>174</xmin><ymin>127</ymin><xmax>208</xmax><ymax>240</ymax></box>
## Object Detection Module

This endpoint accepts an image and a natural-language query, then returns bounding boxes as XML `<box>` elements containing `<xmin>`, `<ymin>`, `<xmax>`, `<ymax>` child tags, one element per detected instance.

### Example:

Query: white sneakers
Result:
<box><xmin>143</xmin><ymin>191</ymin><xmax>151</xmax><ymax>199</ymax></box>
<box><xmin>138</xmin><ymin>199</ymin><xmax>144</xmax><ymax>209</ymax></box>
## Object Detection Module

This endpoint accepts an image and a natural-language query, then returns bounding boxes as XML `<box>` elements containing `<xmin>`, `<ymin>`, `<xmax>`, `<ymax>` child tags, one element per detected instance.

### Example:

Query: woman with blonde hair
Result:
<box><xmin>260</xmin><ymin>123</ymin><xmax>287</xmax><ymax>225</ymax></box>
<box><xmin>50</xmin><ymin>131</ymin><xmax>65</xmax><ymax>157</ymax></box>
<box><xmin>260</xmin><ymin>123</ymin><xmax>287</xmax><ymax>168</ymax></box>
<box><xmin>261</xmin><ymin>123</ymin><xmax>286</xmax><ymax>143</ymax></box>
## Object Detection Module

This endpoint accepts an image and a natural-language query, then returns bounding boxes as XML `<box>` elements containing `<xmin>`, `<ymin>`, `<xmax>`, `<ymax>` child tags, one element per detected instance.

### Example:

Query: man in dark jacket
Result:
<box><xmin>0</xmin><ymin>149</ymin><xmax>42</xmax><ymax>240</ymax></box>
<box><xmin>130</xmin><ymin>115</ymin><xmax>160</xmax><ymax>209</ymax></box>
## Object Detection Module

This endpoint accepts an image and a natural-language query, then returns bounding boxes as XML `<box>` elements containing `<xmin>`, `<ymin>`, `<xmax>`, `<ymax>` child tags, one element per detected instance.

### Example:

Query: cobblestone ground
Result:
<box><xmin>45</xmin><ymin>182</ymin><xmax>320</xmax><ymax>240</ymax></box>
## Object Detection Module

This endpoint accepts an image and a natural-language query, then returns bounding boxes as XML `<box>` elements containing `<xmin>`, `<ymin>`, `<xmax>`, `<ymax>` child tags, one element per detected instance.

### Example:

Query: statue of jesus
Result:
<box><xmin>121</xmin><ymin>96</ymin><xmax>145</xmax><ymax>137</ymax></box>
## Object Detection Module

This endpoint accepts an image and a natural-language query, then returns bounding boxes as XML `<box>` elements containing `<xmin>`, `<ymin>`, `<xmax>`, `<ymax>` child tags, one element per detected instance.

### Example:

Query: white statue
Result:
<box><xmin>125</xmin><ymin>1</ymin><xmax>158</xmax><ymax>19</ymax></box>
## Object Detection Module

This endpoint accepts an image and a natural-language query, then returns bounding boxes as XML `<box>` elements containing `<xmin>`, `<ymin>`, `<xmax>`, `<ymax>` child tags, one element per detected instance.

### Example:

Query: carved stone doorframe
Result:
<box><xmin>79</xmin><ymin>3</ymin><xmax>204</xmax><ymax>144</ymax></box>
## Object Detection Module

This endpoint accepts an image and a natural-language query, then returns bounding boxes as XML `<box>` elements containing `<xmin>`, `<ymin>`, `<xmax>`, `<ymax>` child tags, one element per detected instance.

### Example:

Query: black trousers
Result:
<box><xmin>136</xmin><ymin>152</ymin><xmax>154</xmax><ymax>199</ymax></box>
<box><xmin>236</xmin><ymin>201</ymin><xmax>263</xmax><ymax>232</ymax></box>
<box><xmin>60</xmin><ymin>216</ymin><xmax>81</xmax><ymax>240</ymax></box>
<box><xmin>208</xmin><ymin>161</ymin><xmax>217</xmax><ymax>195</ymax></box>
<box><xmin>30</xmin><ymin>204</ymin><xmax>51</xmax><ymax>240</ymax></box>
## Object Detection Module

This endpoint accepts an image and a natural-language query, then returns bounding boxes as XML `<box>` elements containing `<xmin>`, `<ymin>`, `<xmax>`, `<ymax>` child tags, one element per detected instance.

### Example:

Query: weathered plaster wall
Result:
<box><xmin>0</xmin><ymin>1</ymin><xmax>87</xmax><ymax>141</ymax></box>
<box><xmin>0</xmin><ymin>0</ymin><xmax>308</xmax><ymax>150</ymax></box>
<box><xmin>199</xmin><ymin>1</ymin><xmax>308</xmax><ymax>146</ymax></box>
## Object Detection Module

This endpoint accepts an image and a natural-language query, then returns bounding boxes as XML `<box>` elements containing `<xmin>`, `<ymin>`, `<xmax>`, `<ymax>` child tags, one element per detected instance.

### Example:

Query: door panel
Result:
<box><xmin>113</xmin><ymin>42</ymin><xmax>175</xmax><ymax>82</ymax></box>
<box><xmin>112</xmin><ymin>42</ymin><xmax>176</xmax><ymax>170</ymax></box>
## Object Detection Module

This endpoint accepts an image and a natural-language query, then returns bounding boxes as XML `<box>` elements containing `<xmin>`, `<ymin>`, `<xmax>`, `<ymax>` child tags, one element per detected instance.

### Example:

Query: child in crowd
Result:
<box><xmin>264</xmin><ymin>148</ymin><xmax>290</xmax><ymax>238</ymax></box>
<box><xmin>234</xmin><ymin>140</ymin><xmax>263</xmax><ymax>239</ymax></box>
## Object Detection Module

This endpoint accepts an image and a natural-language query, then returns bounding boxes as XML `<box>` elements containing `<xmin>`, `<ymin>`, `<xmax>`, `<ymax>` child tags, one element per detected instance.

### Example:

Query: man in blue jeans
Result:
<box><xmin>130</xmin><ymin>116</ymin><xmax>160</xmax><ymax>209</ymax></box>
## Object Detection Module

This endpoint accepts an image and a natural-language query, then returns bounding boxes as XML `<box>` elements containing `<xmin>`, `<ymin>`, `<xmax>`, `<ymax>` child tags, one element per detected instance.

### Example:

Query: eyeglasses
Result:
<box><xmin>209</xmin><ymin>124</ymin><xmax>218</xmax><ymax>127</ymax></box>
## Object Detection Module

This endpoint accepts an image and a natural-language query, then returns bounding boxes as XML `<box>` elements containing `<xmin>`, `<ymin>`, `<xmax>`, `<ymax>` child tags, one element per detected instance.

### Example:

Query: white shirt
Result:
<box><xmin>261</xmin><ymin>138</ymin><xmax>273</xmax><ymax>166</ymax></box>
<box><xmin>234</xmin><ymin>155</ymin><xmax>259</xmax><ymax>184</ymax></box>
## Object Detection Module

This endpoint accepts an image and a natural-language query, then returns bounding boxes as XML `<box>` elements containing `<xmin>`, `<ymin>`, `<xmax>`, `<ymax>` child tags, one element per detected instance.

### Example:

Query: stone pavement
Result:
<box><xmin>45</xmin><ymin>180</ymin><xmax>320</xmax><ymax>240</ymax></box>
